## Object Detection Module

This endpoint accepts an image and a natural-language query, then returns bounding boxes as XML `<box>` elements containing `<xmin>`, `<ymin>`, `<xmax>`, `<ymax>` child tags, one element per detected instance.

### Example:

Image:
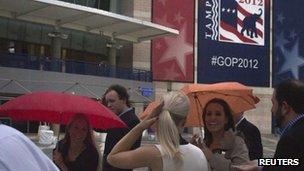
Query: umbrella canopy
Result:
<box><xmin>181</xmin><ymin>82</ymin><xmax>260</xmax><ymax>127</ymax></box>
<box><xmin>0</xmin><ymin>91</ymin><xmax>126</xmax><ymax>129</ymax></box>
<box><xmin>139</xmin><ymin>101</ymin><xmax>160</xmax><ymax>120</ymax></box>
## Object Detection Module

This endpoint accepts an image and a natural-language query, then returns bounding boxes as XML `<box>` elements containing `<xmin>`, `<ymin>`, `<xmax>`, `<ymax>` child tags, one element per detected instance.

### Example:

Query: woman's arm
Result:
<box><xmin>209</xmin><ymin>132</ymin><xmax>250</xmax><ymax>170</ymax></box>
<box><xmin>191</xmin><ymin>130</ymin><xmax>250</xmax><ymax>171</ymax></box>
<box><xmin>191</xmin><ymin>134</ymin><xmax>229</xmax><ymax>170</ymax></box>
<box><xmin>53</xmin><ymin>148</ymin><xmax>68</xmax><ymax>171</ymax></box>
<box><xmin>190</xmin><ymin>134</ymin><xmax>213</xmax><ymax>160</ymax></box>
<box><xmin>107</xmin><ymin>102</ymin><xmax>163</xmax><ymax>169</ymax></box>
<box><xmin>226</xmin><ymin>136</ymin><xmax>250</xmax><ymax>165</ymax></box>
<box><xmin>107</xmin><ymin>119</ymin><xmax>160</xmax><ymax>169</ymax></box>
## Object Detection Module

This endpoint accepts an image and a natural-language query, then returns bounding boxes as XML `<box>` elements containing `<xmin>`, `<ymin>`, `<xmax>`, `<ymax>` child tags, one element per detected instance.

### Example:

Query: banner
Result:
<box><xmin>197</xmin><ymin>0</ymin><xmax>270</xmax><ymax>86</ymax></box>
<box><xmin>273</xmin><ymin>0</ymin><xmax>304</xmax><ymax>85</ymax></box>
<box><xmin>152</xmin><ymin>0</ymin><xmax>194</xmax><ymax>82</ymax></box>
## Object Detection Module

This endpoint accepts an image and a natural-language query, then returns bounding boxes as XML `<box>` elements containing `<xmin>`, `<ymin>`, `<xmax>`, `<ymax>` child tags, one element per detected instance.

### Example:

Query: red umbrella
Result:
<box><xmin>0</xmin><ymin>91</ymin><xmax>126</xmax><ymax>129</ymax></box>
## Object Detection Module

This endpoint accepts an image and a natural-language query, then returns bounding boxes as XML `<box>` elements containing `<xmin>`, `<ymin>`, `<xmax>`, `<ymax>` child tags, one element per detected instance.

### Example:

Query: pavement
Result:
<box><xmin>261</xmin><ymin>134</ymin><xmax>280</xmax><ymax>158</ymax></box>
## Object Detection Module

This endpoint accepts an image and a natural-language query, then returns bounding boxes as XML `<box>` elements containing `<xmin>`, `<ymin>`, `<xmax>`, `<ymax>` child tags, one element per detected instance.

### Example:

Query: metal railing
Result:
<box><xmin>0</xmin><ymin>53</ymin><xmax>152</xmax><ymax>82</ymax></box>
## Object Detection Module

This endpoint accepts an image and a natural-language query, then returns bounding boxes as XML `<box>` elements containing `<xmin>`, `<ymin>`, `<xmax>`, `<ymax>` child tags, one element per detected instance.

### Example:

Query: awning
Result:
<box><xmin>0</xmin><ymin>0</ymin><xmax>179</xmax><ymax>42</ymax></box>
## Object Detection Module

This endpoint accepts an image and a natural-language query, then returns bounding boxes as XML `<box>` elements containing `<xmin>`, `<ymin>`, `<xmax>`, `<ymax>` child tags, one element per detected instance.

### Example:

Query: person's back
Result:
<box><xmin>270</xmin><ymin>117</ymin><xmax>304</xmax><ymax>170</ymax></box>
<box><xmin>0</xmin><ymin>124</ymin><xmax>59</xmax><ymax>171</ymax></box>
<box><xmin>263</xmin><ymin>79</ymin><xmax>304</xmax><ymax>171</ymax></box>
<box><xmin>155</xmin><ymin>143</ymin><xmax>208</xmax><ymax>171</ymax></box>
<box><xmin>103</xmin><ymin>112</ymin><xmax>141</xmax><ymax>171</ymax></box>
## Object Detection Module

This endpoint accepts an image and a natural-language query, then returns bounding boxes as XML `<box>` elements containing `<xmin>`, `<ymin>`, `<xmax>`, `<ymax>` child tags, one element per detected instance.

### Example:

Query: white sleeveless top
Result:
<box><xmin>155</xmin><ymin>144</ymin><xmax>208</xmax><ymax>171</ymax></box>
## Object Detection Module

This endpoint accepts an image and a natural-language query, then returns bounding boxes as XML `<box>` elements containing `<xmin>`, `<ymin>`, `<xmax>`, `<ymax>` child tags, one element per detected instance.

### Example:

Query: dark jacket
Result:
<box><xmin>102</xmin><ymin>108</ymin><xmax>141</xmax><ymax>171</ymax></box>
<box><xmin>263</xmin><ymin>117</ymin><xmax>304</xmax><ymax>171</ymax></box>
<box><xmin>236</xmin><ymin>118</ymin><xmax>263</xmax><ymax>160</ymax></box>
<box><xmin>56</xmin><ymin>140</ymin><xmax>99</xmax><ymax>171</ymax></box>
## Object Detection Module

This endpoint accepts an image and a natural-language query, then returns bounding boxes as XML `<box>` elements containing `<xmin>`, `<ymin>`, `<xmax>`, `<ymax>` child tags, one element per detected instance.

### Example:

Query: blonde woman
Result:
<box><xmin>107</xmin><ymin>91</ymin><xmax>208</xmax><ymax>171</ymax></box>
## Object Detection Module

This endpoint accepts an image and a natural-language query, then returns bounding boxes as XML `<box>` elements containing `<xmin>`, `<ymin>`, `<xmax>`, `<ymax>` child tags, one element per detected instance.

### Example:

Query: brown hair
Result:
<box><xmin>63</xmin><ymin>113</ymin><xmax>96</xmax><ymax>148</ymax></box>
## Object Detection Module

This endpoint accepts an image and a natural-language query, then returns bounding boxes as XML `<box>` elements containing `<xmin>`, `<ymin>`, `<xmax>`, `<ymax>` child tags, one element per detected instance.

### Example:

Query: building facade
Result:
<box><xmin>0</xmin><ymin>0</ymin><xmax>273</xmax><ymax>134</ymax></box>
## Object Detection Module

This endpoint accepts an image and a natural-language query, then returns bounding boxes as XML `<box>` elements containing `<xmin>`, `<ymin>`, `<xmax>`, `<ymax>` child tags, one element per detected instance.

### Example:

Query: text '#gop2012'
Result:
<box><xmin>210</xmin><ymin>56</ymin><xmax>259</xmax><ymax>69</ymax></box>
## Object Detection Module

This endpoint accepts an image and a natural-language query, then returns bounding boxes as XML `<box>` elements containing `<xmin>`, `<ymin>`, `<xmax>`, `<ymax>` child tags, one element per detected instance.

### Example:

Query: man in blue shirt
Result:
<box><xmin>0</xmin><ymin>124</ymin><xmax>59</xmax><ymax>171</ymax></box>
<box><xmin>263</xmin><ymin>79</ymin><xmax>304</xmax><ymax>171</ymax></box>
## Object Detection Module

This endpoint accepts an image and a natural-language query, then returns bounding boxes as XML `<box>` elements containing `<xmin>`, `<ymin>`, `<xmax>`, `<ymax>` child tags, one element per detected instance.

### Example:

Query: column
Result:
<box><xmin>50</xmin><ymin>26</ymin><xmax>62</xmax><ymax>137</ymax></box>
<box><xmin>50</xmin><ymin>26</ymin><xmax>62</xmax><ymax>72</ymax></box>
<box><xmin>108</xmin><ymin>45</ymin><xmax>117</xmax><ymax>77</ymax></box>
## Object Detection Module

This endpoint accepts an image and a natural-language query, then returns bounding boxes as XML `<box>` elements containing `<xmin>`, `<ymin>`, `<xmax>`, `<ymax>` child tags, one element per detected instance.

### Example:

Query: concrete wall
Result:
<box><xmin>0</xmin><ymin>67</ymin><xmax>154</xmax><ymax>105</ymax></box>
<box><xmin>132</xmin><ymin>0</ymin><xmax>151</xmax><ymax>71</ymax></box>
<box><xmin>245</xmin><ymin>87</ymin><xmax>273</xmax><ymax>134</ymax></box>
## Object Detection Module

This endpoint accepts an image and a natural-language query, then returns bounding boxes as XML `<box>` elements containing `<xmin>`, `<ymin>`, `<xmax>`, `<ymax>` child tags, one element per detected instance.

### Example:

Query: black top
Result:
<box><xmin>263</xmin><ymin>117</ymin><xmax>304</xmax><ymax>171</ymax></box>
<box><xmin>236</xmin><ymin>118</ymin><xmax>263</xmax><ymax>160</ymax></box>
<box><xmin>56</xmin><ymin>140</ymin><xmax>99</xmax><ymax>171</ymax></box>
<box><xmin>102</xmin><ymin>108</ymin><xmax>142</xmax><ymax>171</ymax></box>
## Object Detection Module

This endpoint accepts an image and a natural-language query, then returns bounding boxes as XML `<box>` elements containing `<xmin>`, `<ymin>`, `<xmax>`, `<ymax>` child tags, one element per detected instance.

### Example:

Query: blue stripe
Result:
<box><xmin>281</xmin><ymin>114</ymin><xmax>304</xmax><ymax>136</ymax></box>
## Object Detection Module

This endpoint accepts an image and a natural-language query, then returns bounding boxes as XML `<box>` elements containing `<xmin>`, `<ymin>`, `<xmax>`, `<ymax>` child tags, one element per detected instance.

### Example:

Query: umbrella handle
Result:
<box><xmin>193</xmin><ymin>93</ymin><xmax>203</xmax><ymax>127</ymax></box>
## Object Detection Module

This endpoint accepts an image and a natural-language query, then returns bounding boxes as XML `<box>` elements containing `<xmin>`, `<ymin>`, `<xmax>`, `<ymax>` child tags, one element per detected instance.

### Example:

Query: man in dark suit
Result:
<box><xmin>234</xmin><ymin>115</ymin><xmax>263</xmax><ymax>160</ymax></box>
<box><xmin>263</xmin><ymin>79</ymin><xmax>304</xmax><ymax>171</ymax></box>
<box><xmin>102</xmin><ymin>84</ymin><xmax>141</xmax><ymax>171</ymax></box>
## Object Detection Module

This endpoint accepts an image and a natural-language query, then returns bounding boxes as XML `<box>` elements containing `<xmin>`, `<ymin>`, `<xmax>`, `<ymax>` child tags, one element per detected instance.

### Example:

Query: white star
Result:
<box><xmin>158</xmin><ymin>24</ymin><xmax>193</xmax><ymax>77</ymax></box>
<box><xmin>277</xmin><ymin>13</ymin><xmax>285</xmax><ymax>24</ymax></box>
<box><xmin>158</xmin><ymin>0</ymin><xmax>166</xmax><ymax>6</ymax></box>
<box><xmin>162</xmin><ymin>64</ymin><xmax>180</xmax><ymax>80</ymax></box>
<box><xmin>227</xmin><ymin>8</ymin><xmax>231</xmax><ymax>13</ymax></box>
<box><xmin>278</xmin><ymin>40</ymin><xmax>304</xmax><ymax>79</ymax></box>
<box><xmin>222</xmin><ymin>8</ymin><xmax>226</xmax><ymax>12</ymax></box>
<box><xmin>289</xmin><ymin>30</ymin><xmax>297</xmax><ymax>40</ymax></box>
<box><xmin>174</xmin><ymin>11</ymin><xmax>185</xmax><ymax>25</ymax></box>
<box><xmin>155</xmin><ymin>42</ymin><xmax>162</xmax><ymax>50</ymax></box>
<box><xmin>155</xmin><ymin>14</ymin><xmax>174</xmax><ymax>28</ymax></box>
<box><xmin>275</xmin><ymin>55</ymin><xmax>280</xmax><ymax>63</ymax></box>
<box><xmin>232</xmin><ymin>9</ymin><xmax>236</xmax><ymax>13</ymax></box>
<box><xmin>275</xmin><ymin>31</ymin><xmax>289</xmax><ymax>51</ymax></box>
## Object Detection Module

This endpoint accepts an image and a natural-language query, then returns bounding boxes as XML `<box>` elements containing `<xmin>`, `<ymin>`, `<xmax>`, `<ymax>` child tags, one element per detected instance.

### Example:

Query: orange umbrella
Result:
<box><xmin>181</xmin><ymin>82</ymin><xmax>259</xmax><ymax>127</ymax></box>
<box><xmin>139</xmin><ymin>101</ymin><xmax>160</xmax><ymax>120</ymax></box>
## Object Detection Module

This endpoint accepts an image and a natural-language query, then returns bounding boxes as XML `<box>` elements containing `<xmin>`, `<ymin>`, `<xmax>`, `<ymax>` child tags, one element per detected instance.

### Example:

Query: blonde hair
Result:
<box><xmin>156</xmin><ymin>91</ymin><xmax>190</xmax><ymax>161</ymax></box>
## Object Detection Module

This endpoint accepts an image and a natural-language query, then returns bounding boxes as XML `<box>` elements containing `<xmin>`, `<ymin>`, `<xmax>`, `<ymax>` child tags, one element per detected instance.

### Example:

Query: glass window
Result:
<box><xmin>8</xmin><ymin>20</ymin><xmax>25</xmax><ymax>41</ymax></box>
<box><xmin>0</xmin><ymin>17</ymin><xmax>8</xmax><ymax>39</ymax></box>
<box><xmin>25</xmin><ymin>23</ymin><xmax>42</xmax><ymax>44</ymax></box>
<box><xmin>70</xmin><ymin>31</ymin><xmax>83</xmax><ymax>51</ymax></box>
<box><xmin>95</xmin><ymin>36</ymin><xmax>107</xmax><ymax>55</ymax></box>
<box><xmin>61</xmin><ymin>29</ymin><xmax>71</xmax><ymax>49</ymax></box>
<box><xmin>84</xmin><ymin>33</ymin><xmax>95</xmax><ymax>53</ymax></box>
<box><xmin>41</xmin><ymin>25</ymin><xmax>53</xmax><ymax>45</ymax></box>
<box><xmin>95</xmin><ymin>0</ymin><xmax>110</xmax><ymax>11</ymax></box>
